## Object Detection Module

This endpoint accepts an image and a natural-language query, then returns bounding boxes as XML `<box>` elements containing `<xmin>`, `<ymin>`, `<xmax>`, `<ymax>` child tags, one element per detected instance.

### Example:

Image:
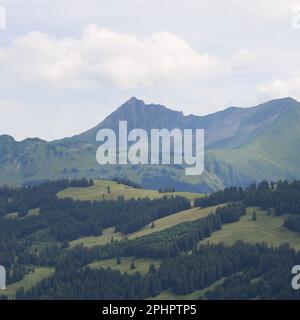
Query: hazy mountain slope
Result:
<box><xmin>0</xmin><ymin>97</ymin><xmax>299</xmax><ymax>191</ymax></box>
<box><xmin>207</xmin><ymin>98</ymin><xmax>300</xmax><ymax>184</ymax></box>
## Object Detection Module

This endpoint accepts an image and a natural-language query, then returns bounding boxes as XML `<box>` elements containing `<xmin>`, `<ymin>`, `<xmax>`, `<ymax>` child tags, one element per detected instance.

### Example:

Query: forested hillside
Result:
<box><xmin>1</xmin><ymin>178</ymin><xmax>300</xmax><ymax>300</ymax></box>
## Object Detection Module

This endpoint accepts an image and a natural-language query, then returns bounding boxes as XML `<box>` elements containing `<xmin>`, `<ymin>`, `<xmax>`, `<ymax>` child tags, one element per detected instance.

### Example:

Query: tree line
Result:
<box><xmin>195</xmin><ymin>180</ymin><xmax>300</xmax><ymax>216</ymax></box>
<box><xmin>15</xmin><ymin>242</ymin><xmax>300</xmax><ymax>300</ymax></box>
<box><xmin>0</xmin><ymin>178</ymin><xmax>93</xmax><ymax>217</ymax></box>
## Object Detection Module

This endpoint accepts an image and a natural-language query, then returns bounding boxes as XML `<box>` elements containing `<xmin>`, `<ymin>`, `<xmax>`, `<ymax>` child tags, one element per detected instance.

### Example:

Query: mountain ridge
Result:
<box><xmin>0</xmin><ymin>96</ymin><xmax>299</xmax><ymax>191</ymax></box>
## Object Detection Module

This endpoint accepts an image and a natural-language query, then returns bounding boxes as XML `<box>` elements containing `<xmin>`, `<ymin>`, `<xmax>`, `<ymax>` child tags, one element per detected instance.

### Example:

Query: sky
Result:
<box><xmin>0</xmin><ymin>0</ymin><xmax>300</xmax><ymax>141</ymax></box>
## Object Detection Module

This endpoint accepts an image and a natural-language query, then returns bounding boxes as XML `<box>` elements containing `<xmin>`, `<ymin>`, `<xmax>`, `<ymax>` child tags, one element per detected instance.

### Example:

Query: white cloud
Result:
<box><xmin>0</xmin><ymin>25</ymin><xmax>226</xmax><ymax>89</ymax></box>
<box><xmin>259</xmin><ymin>77</ymin><xmax>300</xmax><ymax>100</ymax></box>
<box><xmin>0</xmin><ymin>0</ymin><xmax>299</xmax><ymax>140</ymax></box>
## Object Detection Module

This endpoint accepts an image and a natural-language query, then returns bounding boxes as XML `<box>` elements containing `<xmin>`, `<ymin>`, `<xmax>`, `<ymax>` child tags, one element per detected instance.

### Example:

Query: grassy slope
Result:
<box><xmin>89</xmin><ymin>257</ymin><xmax>161</xmax><ymax>276</ymax></box>
<box><xmin>6</xmin><ymin>178</ymin><xmax>300</xmax><ymax>300</ymax></box>
<box><xmin>70</xmin><ymin>205</ymin><xmax>221</xmax><ymax>248</ymax></box>
<box><xmin>2</xmin><ymin>267</ymin><xmax>55</xmax><ymax>298</ymax></box>
<box><xmin>149</xmin><ymin>207</ymin><xmax>300</xmax><ymax>300</ymax></box>
<box><xmin>207</xmin><ymin>105</ymin><xmax>300</xmax><ymax>183</ymax></box>
<box><xmin>4</xmin><ymin>205</ymin><xmax>300</xmax><ymax>300</ymax></box>
<box><xmin>6</xmin><ymin>208</ymin><xmax>40</xmax><ymax>220</ymax></box>
<box><xmin>201</xmin><ymin>207</ymin><xmax>300</xmax><ymax>250</ymax></box>
<box><xmin>58</xmin><ymin>179</ymin><xmax>202</xmax><ymax>202</ymax></box>
<box><xmin>148</xmin><ymin>278</ymin><xmax>225</xmax><ymax>300</ymax></box>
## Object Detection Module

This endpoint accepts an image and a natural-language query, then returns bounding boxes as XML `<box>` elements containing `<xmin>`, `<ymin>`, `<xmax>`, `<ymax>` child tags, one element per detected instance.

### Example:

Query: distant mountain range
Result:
<box><xmin>1</xmin><ymin>96</ymin><xmax>300</xmax><ymax>192</ymax></box>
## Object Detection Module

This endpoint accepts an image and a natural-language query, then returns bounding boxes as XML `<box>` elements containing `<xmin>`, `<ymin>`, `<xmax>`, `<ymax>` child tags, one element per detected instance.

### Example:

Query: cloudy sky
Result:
<box><xmin>0</xmin><ymin>0</ymin><xmax>300</xmax><ymax>140</ymax></box>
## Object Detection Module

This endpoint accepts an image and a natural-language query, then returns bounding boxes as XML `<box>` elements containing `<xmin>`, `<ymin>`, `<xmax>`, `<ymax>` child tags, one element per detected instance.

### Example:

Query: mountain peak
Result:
<box><xmin>258</xmin><ymin>97</ymin><xmax>299</xmax><ymax>108</ymax></box>
<box><xmin>277</xmin><ymin>97</ymin><xmax>298</xmax><ymax>104</ymax></box>
<box><xmin>123</xmin><ymin>96</ymin><xmax>145</xmax><ymax>107</ymax></box>
<box><xmin>280</xmin><ymin>97</ymin><xmax>300</xmax><ymax>109</ymax></box>
<box><xmin>2</xmin><ymin>96</ymin><xmax>300</xmax><ymax>188</ymax></box>
<box><xmin>21</xmin><ymin>137</ymin><xmax>46</xmax><ymax>144</ymax></box>
<box><xmin>0</xmin><ymin>134</ymin><xmax>16</xmax><ymax>144</ymax></box>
